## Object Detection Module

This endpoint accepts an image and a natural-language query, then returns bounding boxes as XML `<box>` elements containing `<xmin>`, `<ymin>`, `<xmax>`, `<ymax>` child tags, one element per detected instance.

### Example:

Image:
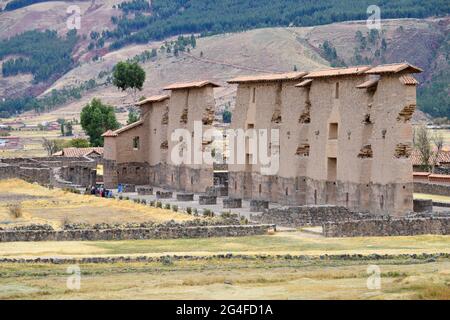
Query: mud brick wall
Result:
<box><xmin>414</xmin><ymin>182</ymin><xmax>450</xmax><ymax>197</ymax></box>
<box><xmin>323</xmin><ymin>217</ymin><xmax>450</xmax><ymax>237</ymax></box>
<box><xmin>253</xmin><ymin>205</ymin><xmax>374</xmax><ymax>227</ymax></box>
<box><xmin>0</xmin><ymin>224</ymin><xmax>275</xmax><ymax>242</ymax></box>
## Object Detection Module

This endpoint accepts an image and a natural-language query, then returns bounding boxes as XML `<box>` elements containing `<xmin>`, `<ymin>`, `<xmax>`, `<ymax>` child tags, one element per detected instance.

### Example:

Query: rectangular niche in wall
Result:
<box><xmin>328</xmin><ymin>123</ymin><xmax>338</xmax><ymax>140</ymax></box>
<box><xmin>327</xmin><ymin>157</ymin><xmax>337</xmax><ymax>181</ymax></box>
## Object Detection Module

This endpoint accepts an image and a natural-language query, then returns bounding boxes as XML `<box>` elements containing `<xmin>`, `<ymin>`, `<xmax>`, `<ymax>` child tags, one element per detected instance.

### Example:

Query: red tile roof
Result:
<box><xmin>411</xmin><ymin>150</ymin><xmax>450</xmax><ymax>166</ymax></box>
<box><xmin>55</xmin><ymin>147</ymin><xmax>104</xmax><ymax>157</ymax></box>
<box><xmin>365</xmin><ymin>62</ymin><xmax>423</xmax><ymax>74</ymax></box>
<box><xmin>399</xmin><ymin>74</ymin><xmax>419</xmax><ymax>85</ymax></box>
<box><xmin>102</xmin><ymin>130</ymin><xmax>118</xmax><ymax>137</ymax></box>
<box><xmin>228</xmin><ymin>72</ymin><xmax>307</xmax><ymax>84</ymax></box>
<box><xmin>136</xmin><ymin>95</ymin><xmax>170</xmax><ymax>105</ymax></box>
<box><xmin>163</xmin><ymin>80</ymin><xmax>220</xmax><ymax>90</ymax></box>
<box><xmin>304</xmin><ymin>66</ymin><xmax>371</xmax><ymax>78</ymax></box>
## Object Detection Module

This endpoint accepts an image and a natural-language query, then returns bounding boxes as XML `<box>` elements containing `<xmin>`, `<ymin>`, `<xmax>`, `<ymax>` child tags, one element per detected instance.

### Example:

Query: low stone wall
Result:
<box><xmin>414</xmin><ymin>182</ymin><xmax>450</xmax><ymax>197</ymax></box>
<box><xmin>413</xmin><ymin>199</ymin><xmax>433</xmax><ymax>212</ymax></box>
<box><xmin>253</xmin><ymin>205</ymin><xmax>373</xmax><ymax>228</ymax></box>
<box><xmin>156</xmin><ymin>191</ymin><xmax>173</xmax><ymax>199</ymax></box>
<box><xmin>433</xmin><ymin>201</ymin><xmax>450</xmax><ymax>208</ymax></box>
<box><xmin>199</xmin><ymin>195</ymin><xmax>217</xmax><ymax>205</ymax></box>
<box><xmin>0</xmin><ymin>224</ymin><xmax>275</xmax><ymax>242</ymax></box>
<box><xmin>323</xmin><ymin>217</ymin><xmax>450</xmax><ymax>237</ymax></box>
<box><xmin>223</xmin><ymin>198</ymin><xmax>242</xmax><ymax>208</ymax></box>
<box><xmin>177</xmin><ymin>193</ymin><xmax>194</xmax><ymax>201</ymax></box>
<box><xmin>137</xmin><ymin>186</ymin><xmax>153</xmax><ymax>195</ymax></box>
<box><xmin>250</xmin><ymin>200</ymin><xmax>269</xmax><ymax>212</ymax></box>
<box><xmin>0</xmin><ymin>164</ymin><xmax>51</xmax><ymax>185</ymax></box>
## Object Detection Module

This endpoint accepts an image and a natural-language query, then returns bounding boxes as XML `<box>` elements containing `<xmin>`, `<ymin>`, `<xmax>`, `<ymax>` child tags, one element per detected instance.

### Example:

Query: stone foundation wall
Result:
<box><xmin>0</xmin><ymin>224</ymin><xmax>275</xmax><ymax>242</ymax></box>
<box><xmin>414</xmin><ymin>182</ymin><xmax>450</xmax><ymax>197</ymax></box>
<box><xmin>229</xmin><ymin>171</ymin><xmax>413</xmax><ymax>216</ymax></box>
<box><xmin>61</xmin><ymin>165</ymin><xmax>96</xmax><ymax>187</ymax></box>
<box><xmin>252</xmin><ymin>205</ymin><xmax>375</xmax><ymax>228</ymax></box>
<box><xmin>0</xmin><ymin>164</ymin><xmax>51</xmax><ymax>185</ymax></box>
<box><xmin>323</xmin><ymin>217</ymin><xmax>450</xmax><ymax>237</ymax></box>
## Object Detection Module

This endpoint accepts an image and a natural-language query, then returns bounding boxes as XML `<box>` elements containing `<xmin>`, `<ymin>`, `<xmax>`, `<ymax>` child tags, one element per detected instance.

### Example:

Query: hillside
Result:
<box><xmin>12</xmin><ymin>17</ymin><xmax>449</xmax><ymax>123</ymax></box>
<box><xmin>0</xmin><ymin>0</ymin><xmax>448</xmax><ymax>119</ymax></box>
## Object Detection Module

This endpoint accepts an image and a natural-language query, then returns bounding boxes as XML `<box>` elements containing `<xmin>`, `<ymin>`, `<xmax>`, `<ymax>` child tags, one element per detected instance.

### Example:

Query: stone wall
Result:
<box><xmin>0</xmin><ymin>224</ymin><xmax>275</xmax><ymax>242</ymax></box>
<box><xmin>0</xmin><ymin>163</ymin><xmax>51</xmax><ymax>185</ymax></box>
<box><xmin>414</xmin><ymin>182</ymin><xmax>450</xmax><ymax>197</ymax></box>
<box><xmin>252</xmin><ymin>205</ymin><xmax>375</xmax><ymax>227</ymax></box>
<box><xmin>323</xmin><ymin>217</ymin><xmax>450</xmax><ymax>237</ymax></box>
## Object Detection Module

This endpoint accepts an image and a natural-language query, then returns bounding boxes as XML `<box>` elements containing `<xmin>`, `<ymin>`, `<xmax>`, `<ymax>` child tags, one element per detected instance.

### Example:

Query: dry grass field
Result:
<box><xmin>0</xmin><ymin>256</ymin><xmax>448</xmax><ymax>300</ymax></box>
<box><xmin>0</xmin><ymin>179</ymin><xmax>193</xmax><ymax>229</ymax></box>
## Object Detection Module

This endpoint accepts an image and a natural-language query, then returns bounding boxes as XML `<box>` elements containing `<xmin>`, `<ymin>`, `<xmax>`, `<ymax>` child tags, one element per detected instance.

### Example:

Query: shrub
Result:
<box><xmin>156</xmin><ymin>201</ymin><xmax>162</xmax><ymax>208</ymax></box>
<box><xmin>161</xmin><ymin>256</ymin><xmax>173</xmax><ymax>266</ymax></box>
<box><xmin>8</xmin><ymin>203</ymin><xmax>23</xmax><ymax>219</ymax></box>
<box><xmin>193</xmin><ymin>208</ymin><xmax>198</xmax><ymax>216</ymax></box>
<box><xmin>141</xmin><ymin>199</ymin><xmax>147</xmax><ymax>205</ymax></box>
<box><xmin>164</xmin><ymin>203</ymin><xmax>171</xmax><ymax>210</ymax></box>
<box><xmin>186</xmin><ymin>207</ymin><xmax>192</xmax><ymax>214</ymax></box>
<box><xmin>118</xmin><ymin>195</ymin><xmax>123</xmax><ymax>200</ymax></box>
<box><xmin>203</xmin><ymin>209</ymin><xmax>214</xmax><ymax>217</ymax></box>
<box><xmin>172</xmin><ymin>205</ymin><xmax>178</xmax><ymax>212</ymax></box>
<box><xmin>149</xmin><ymin>201</ymin><xmax>155</xmax><ymax>207</ymax></box>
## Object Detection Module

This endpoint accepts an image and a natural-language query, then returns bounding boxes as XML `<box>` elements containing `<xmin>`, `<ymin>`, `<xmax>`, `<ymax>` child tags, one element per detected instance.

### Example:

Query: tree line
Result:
<box><xmin>0</xmin><ymin>29</ymin><xmax>78</xmax><ymax>83</ymax></box>
<box><xmin>104</xmin><ymin>0</ymin><xmax>450</xmax><ymax>49</ymax></box>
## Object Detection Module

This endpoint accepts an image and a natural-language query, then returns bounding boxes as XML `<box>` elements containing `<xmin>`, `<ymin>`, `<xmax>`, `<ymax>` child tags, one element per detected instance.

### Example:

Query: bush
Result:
<box><xmin>193</xmin><ymin>208</ymin><xmax>198</xmax><ymax>216</ymax></box>
<box><xmin>8</xmin><ymin>203</ymin><xmax>22</xmax><ymax>219</ymax></box>
<box><xmin>172</xmin><ymin>205</ymin><xmax>178</xmax><ymax>212</ymax></box>
<box><xmin>156</xmin><ymin>201</ymin><xmax>162</xmax><ymax>208</ymax></box>
<box><xmin>164</xmin><ymin>203</ymin><xmax>171</xmax><ymax>210</ymax></box>
<box><xmin>161</xmin><ymin>256</ymin><xmax>173</xmax><ymax>266</ymax></box>
<box><xmin>203</xmin><ymin>209</ymin><xmax>214</xmax><ymax>217</ymax></box>
<box><xmin>149</xmin><ymin>201</ymin><xmax>155</xmax><ymax>207</ymax></box>
<box><xmin>186</xmin><ymin>207</ymin><xmax>192</xmax><ymax>214</ymax></box>
<box><xmin>118</xmin><ymin>195</ymin><xmax>123</xmax><ymax>200</ymax></box>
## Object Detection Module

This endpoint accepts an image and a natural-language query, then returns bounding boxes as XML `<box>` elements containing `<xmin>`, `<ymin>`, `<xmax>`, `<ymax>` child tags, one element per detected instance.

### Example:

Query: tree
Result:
<box><xmin>80</xmin><ymin>98</ymin><xmax>120</xmax><ymax>147</ymax></box>
<box><xmin>65</xmin><ymin>138</ymin><xmax>90</xmax><ymax>148</ymax></box>
<box><xmin>413</xmin><ymin>126</ymin><xmax>444</xmax><ymax>172</ymax></box>
<box><xmin>127</xmin><ymin>109</ymin><xmax>140</xmax><ymax>124</ymax></box>
<box><xmin>414</xmin><ymin>126</ymin><xmax>432</xmax><ymax>171</ymax></box>
<box><xmin>112</xmin><ymin>61</ymin><xmax>146</xmax><ymax>101</ymax></box>
<box><xmin>42</xmin><ymin>138</ymin><xmax>65</xmax><ymax>156</ymax></box>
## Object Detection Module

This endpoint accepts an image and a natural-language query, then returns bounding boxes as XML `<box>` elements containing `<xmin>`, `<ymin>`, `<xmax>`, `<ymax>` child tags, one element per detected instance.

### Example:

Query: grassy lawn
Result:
<box><xmin>0</xmin><ymin>257</ymin><xmax>448</xmax><ymax>299</ymax></box>
<box><xmin>0</xmin><ymin>179</ymin><xmax>193</xmax><ymax>229</ymax></box>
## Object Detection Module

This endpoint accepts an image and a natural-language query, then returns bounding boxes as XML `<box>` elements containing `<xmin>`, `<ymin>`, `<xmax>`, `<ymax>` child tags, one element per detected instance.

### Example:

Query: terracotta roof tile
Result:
<box><xmin>114</xmin><ymin>120</ymin><xmax>144</xmax><ymax>135</ymax></box>
<box><xmin>136</xmin><ymin>95</ymin><xmax>170</xmax><ymax>105</ymax></box>
<box><xmin>57</xmin><ymin>147</ymin><xmax>104</xmax><ymax>157</ymax></box>
<box><xmin>411</xmin><ymin>149</ymin><xmax>450</xmax><ymax>166</ymax></box>
<box><xmin>365</xmin><ymin>62</ymin><xmax>423</xmax><ymax>74</ymax></box>
<box><xmin>228</xmin><ymin>72</ymin><xmax>307</xmax><ymax>84</ymax></box>
<box><xmin>304</xmin><ymin>66</ymin><xmax>371</xmax><ymax>78</ymax></box>
<box><xmin>102</xmin><ymin>130</ymin><xmax>118</xmax><ymax>137</ymax></box>
<box><xmin>399</xmin><ymin>74</ymin><xmax>419</xmax><ymax>85</ymax></box>
<box><xmin>163</xmin><ymin>80</ymin><xmax>220</xmax><ymax>90</ymax></box>
<box><xmin>295</xmin><ymin>79</ymin><xmax>313</xmax><ymax>87</ymax></box>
